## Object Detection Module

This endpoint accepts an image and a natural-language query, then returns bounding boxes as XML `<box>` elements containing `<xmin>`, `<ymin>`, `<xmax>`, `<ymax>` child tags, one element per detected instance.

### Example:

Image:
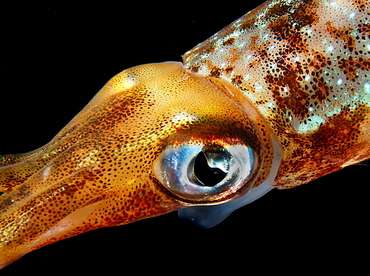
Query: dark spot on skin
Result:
<box><xmin>210</xmin><ymin>67</ymin><xmax>222</xmax><ymax>78</ymax></box>
<box><xmin>225</xmin><ymin>66</ymin><xmax>234</xmax><ymax>74</ymax></box>
<box><xmin>232</xmin><ymin>75</ymin><xmax>243</xmax><ymax>84</ymax></box>
<box><xmin>188</xmin><ymin>65</ymin><xmax>200</xmax><ymax>73</ymax></box>
<box><xmin>222</xmin><ymin>37</ymin><xmax>236</xmax><ymax>46</ymax></box>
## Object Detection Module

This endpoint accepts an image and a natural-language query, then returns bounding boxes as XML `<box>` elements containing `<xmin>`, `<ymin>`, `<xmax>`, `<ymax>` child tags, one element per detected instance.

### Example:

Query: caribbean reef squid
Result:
<box><xmin>1</xmin><ymin>0</ymin><xmax>369</xmax><ymax>268</ymax></box>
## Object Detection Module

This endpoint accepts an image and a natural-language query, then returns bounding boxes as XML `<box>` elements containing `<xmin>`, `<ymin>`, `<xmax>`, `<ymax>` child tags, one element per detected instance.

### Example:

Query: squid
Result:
<box><xmin>1</xmin><ymin>0</ymin><xmax>369</xmax><ymax>269</ymax></box>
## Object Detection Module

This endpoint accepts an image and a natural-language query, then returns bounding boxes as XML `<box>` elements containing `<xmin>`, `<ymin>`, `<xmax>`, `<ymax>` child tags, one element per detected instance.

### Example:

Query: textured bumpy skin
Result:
<box><xmin>184</xmin><ymin>0</ymin><xmax>370</xmax><ymax>188</ymax></box>
<box><xmin>0</xmin><ymin>0</ymin><xmax>369</xmax><ymax>269</ymax></box>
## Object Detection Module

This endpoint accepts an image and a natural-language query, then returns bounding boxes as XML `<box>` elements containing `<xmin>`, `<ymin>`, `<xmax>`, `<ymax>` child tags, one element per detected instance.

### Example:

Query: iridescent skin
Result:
<box><xmin>184</xmin><ymin>0</ymin><xmax>370</xmax><ymax>187</ymax></box>
<box><xmin>0</xmin><ymin>0</ymin><xmax>369</xmax><ymax>268</ymax></box>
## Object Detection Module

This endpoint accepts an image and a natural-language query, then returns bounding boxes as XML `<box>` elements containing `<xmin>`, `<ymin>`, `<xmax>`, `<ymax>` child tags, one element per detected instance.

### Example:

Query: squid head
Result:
<box><xmin>0</xmin><ymin>62</ymin><xmax>279</xmax><ymax>267</ymax></box>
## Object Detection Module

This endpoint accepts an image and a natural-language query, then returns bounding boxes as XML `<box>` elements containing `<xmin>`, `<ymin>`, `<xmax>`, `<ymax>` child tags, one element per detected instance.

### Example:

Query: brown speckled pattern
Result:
<box><xmin>1</xmin><ymin>0</ymin><xmax>369</xmax><ymax>268</ymax></box>
<box><xmin>184</xmin><ymin>0</ymin><xmax>370</xmax><ymax>188</ymax></box>
<box><xmin>0</xmin><ymin>63</ymin><xmax>274</xmax><ymax>267</ymax></box>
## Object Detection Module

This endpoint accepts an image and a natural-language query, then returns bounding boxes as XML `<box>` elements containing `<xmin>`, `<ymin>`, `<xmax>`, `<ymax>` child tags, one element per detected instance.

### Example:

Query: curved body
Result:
<box><xmin>0</xmin><ymin>0</ymin><xmax>369</xmax><ymax>268</ymax></box>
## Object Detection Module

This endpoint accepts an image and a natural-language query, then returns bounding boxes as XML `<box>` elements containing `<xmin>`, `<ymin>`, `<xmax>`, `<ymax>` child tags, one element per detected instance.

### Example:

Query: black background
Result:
<box><xmin>0</xmin><ymin>1</ymin><xmax>369</xmax><ymax>274</ymax></box>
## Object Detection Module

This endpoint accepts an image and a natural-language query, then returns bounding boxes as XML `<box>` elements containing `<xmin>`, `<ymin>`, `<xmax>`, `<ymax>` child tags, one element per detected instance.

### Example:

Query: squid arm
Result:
<box><xmin>1</xmin><ymin>0</ymin><xmax>370</xmax><ymax>268</ymax></box>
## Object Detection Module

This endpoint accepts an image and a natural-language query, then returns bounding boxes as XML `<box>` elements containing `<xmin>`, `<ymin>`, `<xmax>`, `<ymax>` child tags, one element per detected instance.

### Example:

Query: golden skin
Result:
<box><xmin>1</xmin><ymin>0</ymin><xmax>370</xmax><ymax>269</ymax></box>
<box><xmin>0</xmin><ymin>62</ymin><xmax>274</xmax><ymax>267</ymax></box>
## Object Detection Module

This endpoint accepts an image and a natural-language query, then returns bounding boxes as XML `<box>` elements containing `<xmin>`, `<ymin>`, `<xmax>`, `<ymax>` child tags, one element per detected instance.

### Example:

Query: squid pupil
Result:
<box><xmin>194</xmin><ymin>151</ymin><xmax>228</xmax><ymax>187</ymax></box>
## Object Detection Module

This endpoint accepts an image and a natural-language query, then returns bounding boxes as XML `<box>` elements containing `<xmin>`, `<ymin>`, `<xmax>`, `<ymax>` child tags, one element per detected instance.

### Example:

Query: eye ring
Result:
<box><xmin>154</xmin><ymin>143</ymin><xmax>256</xmax><ymax>203</ymax></box>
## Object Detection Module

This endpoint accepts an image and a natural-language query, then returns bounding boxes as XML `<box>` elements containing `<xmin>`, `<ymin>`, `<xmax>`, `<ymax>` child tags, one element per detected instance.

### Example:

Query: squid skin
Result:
<box><xmin>1</xmin><ymin>0</ymin><xmax>370</xmax><ymax>269</ymax></box>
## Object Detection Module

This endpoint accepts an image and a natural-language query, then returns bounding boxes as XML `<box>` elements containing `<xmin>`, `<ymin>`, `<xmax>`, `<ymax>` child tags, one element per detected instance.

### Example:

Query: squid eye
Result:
<box><xmin>194</xmin><ymin>149</ymin><xmax>231</xmax><ymax>187</ymax></box>
<box><xmin>154</xmin><ymin>144</ymin><xmax>255</xmax><ymax>203</ymax></box>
